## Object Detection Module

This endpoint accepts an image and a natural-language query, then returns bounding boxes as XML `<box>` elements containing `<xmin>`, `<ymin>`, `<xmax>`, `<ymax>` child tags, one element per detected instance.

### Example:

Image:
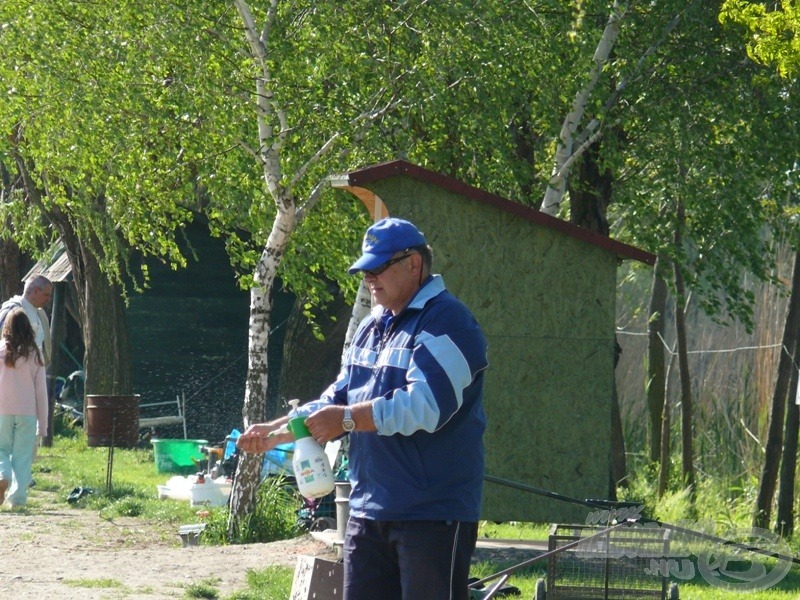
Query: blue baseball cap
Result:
<box><xmin>348</xmin><ymin>217</ymin><xmax>427</xmax><ymax>274</ymax></box>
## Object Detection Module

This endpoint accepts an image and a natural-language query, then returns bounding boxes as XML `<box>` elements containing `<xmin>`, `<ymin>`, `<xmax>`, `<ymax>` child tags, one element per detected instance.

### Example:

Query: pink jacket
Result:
<box><xmin>0</xmin><ymin>341</ymin><xmax>48</xmax><ymax>436</ymax></box>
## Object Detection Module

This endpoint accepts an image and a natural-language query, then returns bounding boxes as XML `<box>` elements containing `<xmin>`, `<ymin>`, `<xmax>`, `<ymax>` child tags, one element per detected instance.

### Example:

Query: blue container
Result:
<box><xmin>224</xmin><ymin>429</ymin><xmax>241</xmax><ymax>459</ymax></box>
<box><xmin>263</xmin><ymin>443</ymin><xmax>294</xmax><ymax>478</ymax></box>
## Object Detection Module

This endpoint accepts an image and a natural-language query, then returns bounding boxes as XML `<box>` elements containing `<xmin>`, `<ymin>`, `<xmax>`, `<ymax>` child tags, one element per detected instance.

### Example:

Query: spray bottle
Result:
<box><xmin>287</xmin><ymin>400</ymin><xmax>335</xmax><ymax>499</ymax></box>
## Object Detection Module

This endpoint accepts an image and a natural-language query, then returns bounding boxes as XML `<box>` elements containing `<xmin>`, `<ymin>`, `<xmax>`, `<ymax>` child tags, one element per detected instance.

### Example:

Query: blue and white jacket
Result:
<box><xmin>301</xmin><ymin>275</ymin><xmax>488</xmax><ymax>521</ymax></box>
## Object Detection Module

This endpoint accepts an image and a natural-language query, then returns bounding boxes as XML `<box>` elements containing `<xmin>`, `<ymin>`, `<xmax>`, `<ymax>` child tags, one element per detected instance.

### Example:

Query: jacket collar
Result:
<box><xmin>370</xmin><ymin>274</ymin><xmax>445</xmax><ymax>321</ymax></box>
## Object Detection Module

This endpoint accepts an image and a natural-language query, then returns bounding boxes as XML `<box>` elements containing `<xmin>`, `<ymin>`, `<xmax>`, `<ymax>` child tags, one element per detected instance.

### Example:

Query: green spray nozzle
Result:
<box><xmin>287</xmin><ymin>416</ymin><xmax>311</xmax><ymax>440</ymax></box>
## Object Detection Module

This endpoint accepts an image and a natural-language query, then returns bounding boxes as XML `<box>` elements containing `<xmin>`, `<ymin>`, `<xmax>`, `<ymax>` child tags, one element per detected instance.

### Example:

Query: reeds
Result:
<box><xmin>616</xmin><ymin>247</ymin><xmax>794</xmax><ymax>490</ymax></box>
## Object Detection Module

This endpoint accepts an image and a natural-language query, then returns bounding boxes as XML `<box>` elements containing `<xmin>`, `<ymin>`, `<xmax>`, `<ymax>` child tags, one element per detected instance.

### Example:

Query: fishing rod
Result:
<box><xmin>484</xmin><ymin>473</ymin><xmax>800</xmax><ymax>566</ymax></box>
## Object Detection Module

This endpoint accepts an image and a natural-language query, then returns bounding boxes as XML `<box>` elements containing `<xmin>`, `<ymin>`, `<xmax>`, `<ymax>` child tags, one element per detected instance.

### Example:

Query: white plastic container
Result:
<box><xmin>187</xmin><ymin>477</ymin><xmax>231</xmax><ymax>507</ymax></box>
<box><xmin>156</xmin><ymin>475</ymin><xmax>232</xmax><ymax>506</ymax></box>
<box><xmin>288</xmin><ymin>416</ymin><xmax>334</xmax><ymax>499</ymax></box>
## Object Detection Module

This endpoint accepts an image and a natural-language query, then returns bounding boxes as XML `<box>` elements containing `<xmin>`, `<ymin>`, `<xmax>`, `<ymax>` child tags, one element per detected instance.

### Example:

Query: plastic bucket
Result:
<box><xmin>85</xmin><ymin>394</ymin><xmax>140</xmax><ymax>449</ymax></box>
<box><xmin>151</xmin><ymin>439</ymin><xmax>208</xmax><ymax>474</ymax></box>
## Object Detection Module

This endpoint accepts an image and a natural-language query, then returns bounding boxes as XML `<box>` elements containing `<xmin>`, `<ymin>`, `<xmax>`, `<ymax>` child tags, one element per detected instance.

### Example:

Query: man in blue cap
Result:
<box><xmin>238</xmin><ymin>217</ymin><xmax>488</xmax><ymax>600</ymax></box>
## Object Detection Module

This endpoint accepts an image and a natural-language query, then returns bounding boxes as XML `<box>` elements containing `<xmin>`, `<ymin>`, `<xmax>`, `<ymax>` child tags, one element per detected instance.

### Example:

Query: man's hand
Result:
<box><xmin>305</xmin><ymin>405</ymin><xmax>347</xmax><ymax>445</ymax></box>
<box><xmin>305</xmin><ymin>402</ymin><xmax>377</xmax><ymax>443</ymax></box>
<box><xmin>236</xmin><ymin>421</ymin><xmax>291</xmax><ymax>454</ymax></box>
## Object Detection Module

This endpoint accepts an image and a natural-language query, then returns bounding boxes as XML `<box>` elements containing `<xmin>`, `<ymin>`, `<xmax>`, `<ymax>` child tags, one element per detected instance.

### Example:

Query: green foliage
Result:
<box><xmin>203</xmin><ymin>475</ymin><xmax>300</xmax><ymax>545</ymax></box>
<box><xmin>721</xmin><ymin>1</ymin><xmax>800</xmax><ymax>78</ymax></box>
<box><xmin>52</xmin><ymin>408</ymin><xmax>83</xmax><ymax>439</ymax></box>
<box><xmin>2</xmin><ymin>0</ymin><xmax>796</xmax><ymax>336</ymax></box>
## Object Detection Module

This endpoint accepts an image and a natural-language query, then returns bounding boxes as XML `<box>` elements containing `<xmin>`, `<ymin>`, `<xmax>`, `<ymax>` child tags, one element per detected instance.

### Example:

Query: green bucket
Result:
<box><xmin>151</xmin><ymin>439</ymin><xmax>208</xmax><ymax>474</ymax></box>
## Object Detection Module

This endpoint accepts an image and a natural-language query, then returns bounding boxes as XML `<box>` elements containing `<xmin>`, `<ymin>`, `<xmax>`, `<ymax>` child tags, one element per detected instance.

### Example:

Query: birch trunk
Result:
<box><xmin>343</xmin><ymin>280</ymin><xmax>372</xmax><ymax>357</ymax></box>
<box><xmin>228</xmin><ymin>201</ymin><xmax>296</xmax><ymax>535</ymax></box>
<box><xmin>541</xmin><ymin>1</ymin><xmax>627</xmax><ymax>215</ymax></box>
<box><xmin>228</xmin><ymin>0</ymin><xmax>295</xmax><ymax>537</ymax></box>
<box><xmin>227</xmin><ymin>0</ymin><xmax>402</xmax><ymax>537</ymax></box>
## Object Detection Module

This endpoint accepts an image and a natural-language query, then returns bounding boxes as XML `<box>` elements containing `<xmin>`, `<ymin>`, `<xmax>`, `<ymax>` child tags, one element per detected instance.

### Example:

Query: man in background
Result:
<box><xmin>0</xmin><ymin>275</ymin><xmax>53</xmax><ymax>366</ymax></box>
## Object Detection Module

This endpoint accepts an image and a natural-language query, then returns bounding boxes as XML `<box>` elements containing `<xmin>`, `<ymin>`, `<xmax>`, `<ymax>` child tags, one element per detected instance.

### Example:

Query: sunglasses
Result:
<box><xmin>363</xmin><ymin>252</ymin><xmax>414</xmax><ymax>277</ymax></box>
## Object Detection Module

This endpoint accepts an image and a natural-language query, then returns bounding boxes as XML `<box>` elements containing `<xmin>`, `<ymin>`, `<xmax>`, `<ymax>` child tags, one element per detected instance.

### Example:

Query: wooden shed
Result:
<box><xmin>331</xmin><ymin>160</ymin><xmax>655</xmax><ymax>523</ymax></box>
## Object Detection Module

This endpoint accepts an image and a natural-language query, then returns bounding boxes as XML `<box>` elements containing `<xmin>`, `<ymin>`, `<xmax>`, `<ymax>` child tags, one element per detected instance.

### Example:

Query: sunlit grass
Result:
<box><xmin>479</xmin><ymin>520</ymin><xmax>550</xmax><ymax>540</ymax></box>
<box><xmin>64</xmin><ymin>577</ymin><xmax>125</xmax><ymax>588</ymax></box>
<box><xmin>184</xmin><ymin>578</ymin><xmax>222</xmax><ymax>599</ymax></box>
<box><xmin>226</xmin><ymin>566</ymin><xmax>294</xmax><ymax>600</ymax></box>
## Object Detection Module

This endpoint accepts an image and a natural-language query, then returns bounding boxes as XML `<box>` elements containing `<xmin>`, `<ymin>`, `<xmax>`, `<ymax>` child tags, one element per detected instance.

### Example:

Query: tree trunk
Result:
<box><xmin>541</xmin><ymin>0</ymin><xmax>627</xmax><ymax>215</ymax></box>
<box><xmin>673</xmin><ymin>257</ymin><xmax>694</xmax><ymax>497</ymax></box>
<box><xmin>228</xmin><ymin>202</ymin><xmax>296</xmax><ymax>539</ymax></box>
<box><xmin>609</xmin><ymin>345</ymin><xmax>626</xmax><ymax>493</ymax></box>
<box><xmin>775</xmin><ymin>253</ymin><xmax>800</xmax><ymax>537</ymax></box>
<box><xmin>9</xmin><ymin>148</ymin><xmax>132</xmax><ymax>401</ymax></box>
<box><xmin>228</xmin><ymin>284</ymin><xmax>275</xmax><ymax>535</ymax></box>
<box><xmin>0</xmin><ymin>162</ymin><xmax>25</xmax><ymax>299</ymax></box>
<box><xmin>344</xmin><ymin>280</ymin><xmax>372</xmax><ymax>356</ymax></box>
<box><xmin>757</xmin><ymin>250</ymin><xmax>800</xmax><ymax>529</ymax></box>
<box><xmin>672</xmin><ymin>202</ymin><xmax>694</xmax><ymax>499</ymax></box>
<box><xmin>0</xmin><ymin>237</ymin><xmax>24</xmax><ymax>300</ymax></box>
<box><xmin>647</xmin><ymin>258</ymin><xmax>668</xmax><ymax>463</ymax></box>
<box><xmin>57</xmin><ymin>221</ymin><xmax>132</xmax><ymax>398</ymax></box>
<box><xmin>775</xmin><ymin>351</ymin><xmax>799</xmax><ymax>537</ymax></box>
<box><xmin>657</xmin><ymin>359</ymin><xmax>672</xmax><ymax>498</ymax></box>
<box><xmin>43</xmin><ymin>282</ymin><xmax>68</xmax><ymax>446</ymax></box>
<box><xmin>568</xmin><ymin>146</ymin><xmax>611</xmax><ymax>235</ymax></box>
<box><xmin>566</xmin><ymin>144</ymin><xmax>627</xmax><ymax>492</ymax></box>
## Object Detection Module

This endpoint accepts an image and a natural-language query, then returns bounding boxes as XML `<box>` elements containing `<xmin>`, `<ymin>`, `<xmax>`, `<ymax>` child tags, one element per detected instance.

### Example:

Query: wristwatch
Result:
<box><xmin>342</xmin><ymin>406</ymin><xmax>356</xmax><ymax>433</ymax></box>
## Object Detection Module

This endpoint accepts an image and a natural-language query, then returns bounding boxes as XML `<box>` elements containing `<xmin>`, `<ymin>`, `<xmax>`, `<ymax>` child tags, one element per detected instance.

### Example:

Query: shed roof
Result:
<box><xmin>23</xmin><ymin>243</ymin><xmax>72</xmax><ymax>283</ymax></box>
<box><xmin>331</xmin><ymin>160</ymin><xmax>655</xmax><ymax>265</ymax></box>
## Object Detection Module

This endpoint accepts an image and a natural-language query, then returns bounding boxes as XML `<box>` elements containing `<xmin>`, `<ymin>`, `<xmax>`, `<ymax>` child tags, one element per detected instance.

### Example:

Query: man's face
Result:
<box><xmin>30</xmin><ymin>285</ymin><xmax>53</xmax><ymax>309</ymax></box>
<box><xmin>362</xmin><ymin>251</ymin><xmax>421</xmax><ymax>315</ymax></box>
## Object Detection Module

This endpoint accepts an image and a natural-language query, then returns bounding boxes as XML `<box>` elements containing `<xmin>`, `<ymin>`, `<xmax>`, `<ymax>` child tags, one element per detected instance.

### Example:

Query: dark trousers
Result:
<box><xmin>343</xmin><ymin>517</ymin><xmax>478</xmax><ymax>600</ymax></box>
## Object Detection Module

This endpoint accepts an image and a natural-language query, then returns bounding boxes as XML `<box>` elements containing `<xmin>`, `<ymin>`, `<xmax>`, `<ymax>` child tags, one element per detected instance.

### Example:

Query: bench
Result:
<box><xmin>139</xmin><ymin>393</ymin><xmax>187</xmax><ymax>439</ymax></box>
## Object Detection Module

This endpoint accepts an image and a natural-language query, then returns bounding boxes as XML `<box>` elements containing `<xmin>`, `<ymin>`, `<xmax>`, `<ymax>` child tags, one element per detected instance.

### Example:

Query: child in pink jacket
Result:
<box><xmin>0</xmin><ymin>308</ymin><xmax>48</xmax><ymax>507</ymax></box>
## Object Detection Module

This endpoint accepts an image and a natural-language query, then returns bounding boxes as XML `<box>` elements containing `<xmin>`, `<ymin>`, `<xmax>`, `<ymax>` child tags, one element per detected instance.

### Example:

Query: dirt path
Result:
<box><xmin>0</xmin><ymin>489</ymin><xmax>339</xmax><ymax>599</ymax></box>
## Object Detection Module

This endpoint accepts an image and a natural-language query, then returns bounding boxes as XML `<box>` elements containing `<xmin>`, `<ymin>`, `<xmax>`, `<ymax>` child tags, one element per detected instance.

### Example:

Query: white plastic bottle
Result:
<box><xmin>287</xmin><ymin>414</ymin><xmax>334</xmax><ymax>499</ymax></box>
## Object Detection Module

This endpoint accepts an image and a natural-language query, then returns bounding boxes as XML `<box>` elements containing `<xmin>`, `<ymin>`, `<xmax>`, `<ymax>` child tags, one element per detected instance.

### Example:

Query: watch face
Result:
<box><xmin>343</xmin><ymin>408</ymin><xmax>355</xmax><ymax>432</ymax></box>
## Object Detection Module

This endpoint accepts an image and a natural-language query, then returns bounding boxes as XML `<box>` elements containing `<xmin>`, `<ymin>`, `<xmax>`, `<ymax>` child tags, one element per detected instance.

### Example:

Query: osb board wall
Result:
<box><xmin>358</xmin><ymin>176</ymin><xmax>619</xmax><ymax>523</ymax></box>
